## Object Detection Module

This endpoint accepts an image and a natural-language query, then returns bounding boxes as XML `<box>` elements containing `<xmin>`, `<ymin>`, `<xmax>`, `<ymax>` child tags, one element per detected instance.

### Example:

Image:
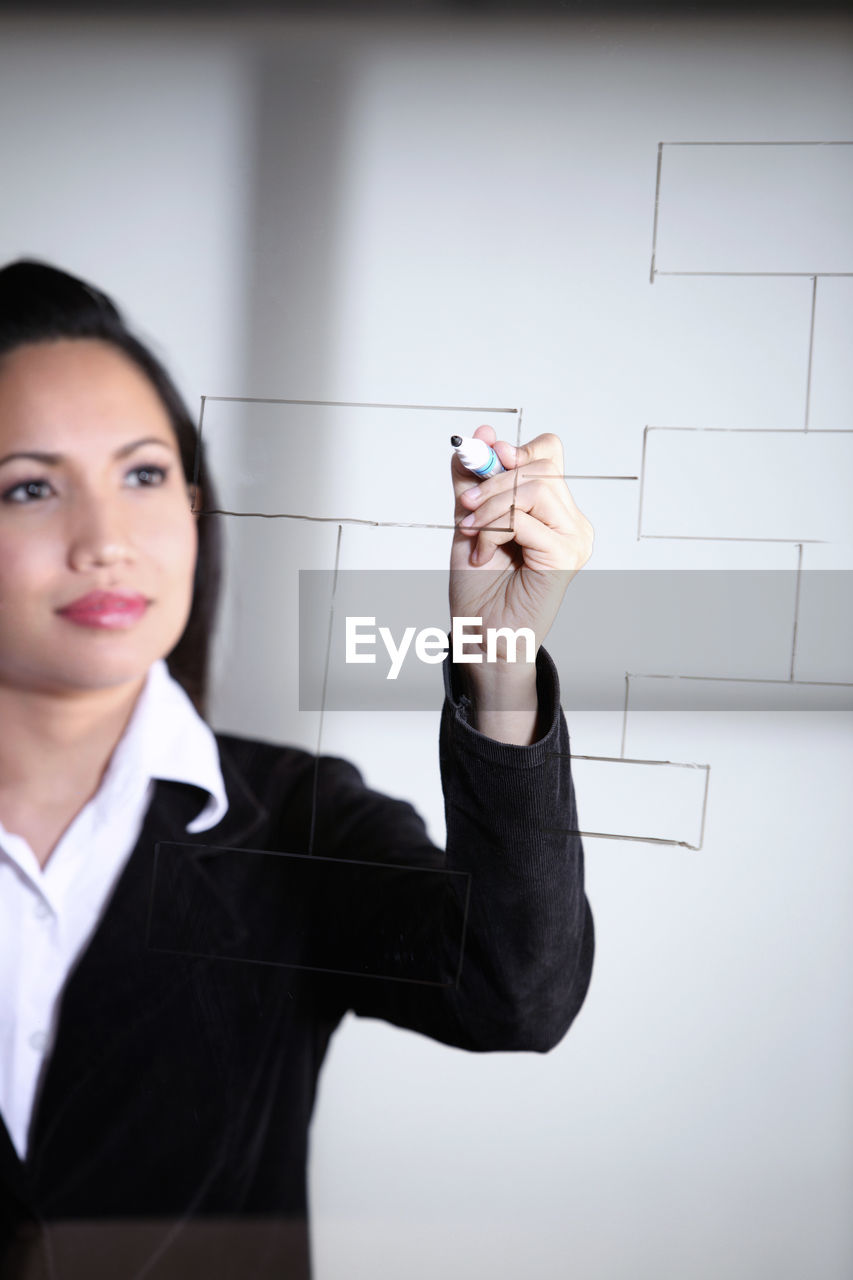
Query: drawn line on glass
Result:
<box><xmin>196</xmin><ymin>511</ymin><xmax>514</xmax><ymax>533</ymax></box>
<box><xmin>549</xmin><ymin>753</ymin><xmax>711</xmax><ymax>852</ymax></box>
<box><xmin>520</xmin><ymin>472</ymin><xmax>639</xmax><ymax>481</ymax></box>
<box><xmin>201</xmin><ymin>395</ymin><xmax>519</xmax><ymax>413</ymax></box>
<box><xmin>640</xmin><ymin>535</ymin><xmax>826</xmax><ymax>543</ymax></box>
<box><xmin>650</xmin><ymin>141</ymin><xmax>664</xmax><ymax>283</ymax></box>
<box><xmin>308</xmin><ymin>523</ymin><xmax>343</xmax><ymax>857</ymax></box>
<box><xmin>637</xmin><ymin>425</ymin><xmax>650</xmax><ymax>541</ymax></box>
<box><xmin>659</xmin><ymin>141</ymin><xmax>853</xmax><ymax>147</ymax></box>
<box><xmin>143</xmin><ymin>947</ymin><xmax>461</xmax><ymax>988</ymax></box>
<box><xmin>645</xmin><ymin>425</ymin><xmax>853</xmax><ymax>434</ymax></box>
<box><xmin>545</xmin><ymin>830</ymin><xmax>704</xmax><ymax>851</ymax></box>
<box><xmin>655</xmin><ymin>271</ymin><xmax>853</xmax><ymax>279</ymax></box>
<box><xmin>805</xmin><ymin>276</ymin><xmax>818</xmax><ymax>431</ymax></box>
<box><xmin>791</xmin><ymin>543</ymin><xmax>804</xmax><ymax>681</ymax></box>
<box><xmin>625</xmin><ymin>672</ymin><xmax>853</xmax><ymax>688</ymax></box>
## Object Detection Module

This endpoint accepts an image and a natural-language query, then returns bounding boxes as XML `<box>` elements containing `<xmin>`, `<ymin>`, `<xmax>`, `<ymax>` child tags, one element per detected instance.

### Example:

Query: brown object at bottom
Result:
<box><xmin>1</xmin><ymin>1215</ymin><xmax>311</xmax><ymax>1280</ymax></box>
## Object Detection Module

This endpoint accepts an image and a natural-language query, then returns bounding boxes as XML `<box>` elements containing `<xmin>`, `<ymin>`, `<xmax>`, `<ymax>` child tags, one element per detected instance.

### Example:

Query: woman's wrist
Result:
<box><xmin>457</xmin><ymin>661</ymin><xmax>541</xmax><ymax>746</ymax></box>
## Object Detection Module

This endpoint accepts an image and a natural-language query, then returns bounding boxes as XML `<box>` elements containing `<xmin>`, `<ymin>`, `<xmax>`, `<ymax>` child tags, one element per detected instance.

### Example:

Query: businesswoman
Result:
<box><xmin>0</xmin><ymin>258</ymin><xmax>595</xmax><ymax>1280</ymax></box>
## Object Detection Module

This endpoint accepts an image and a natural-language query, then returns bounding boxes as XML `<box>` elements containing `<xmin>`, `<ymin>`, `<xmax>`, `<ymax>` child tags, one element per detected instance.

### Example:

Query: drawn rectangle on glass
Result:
<box><xmin>147</xmin><ymin>842</ymin><xmax>470</xmax><ymax>988</ymax></box>
<box><xmin>640</xmin><ymin>429</ymin><xmax>853</xmax><ymax>545</ymax></box>
<box><xmin>627</xmin><ymin>674</ymin><xmax>853</xmax><ymax>713</ymax></box>
<box><xmin>642</xmin><ymin>275</ymin><xmax>811</xmax><ymax>431</ymax></box>
<box><xmin>809</xmin><ymin>278</ymin><xmax>853</xmax><ymax>431</ymax></box>
<box><xmin>545</xmin><ymin>754</ymin><xmax>708</xmax><ymax>850</ymax></box>
<box><xmin>194</xmin><ymin>398</ymin><xmax>519</xmax><ymax>529</ymax></box>
<box><xmin>654</xmin><ymin>142</ymin><xmax>853</xmax><ymax>275</ymax></box>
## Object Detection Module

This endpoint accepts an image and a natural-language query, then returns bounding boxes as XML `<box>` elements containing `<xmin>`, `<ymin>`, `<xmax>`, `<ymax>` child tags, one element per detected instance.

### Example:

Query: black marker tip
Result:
<box><xmin>450</xmin><ymin>435</ymin><xmax>462</xmax><ymax>447</ymax></box>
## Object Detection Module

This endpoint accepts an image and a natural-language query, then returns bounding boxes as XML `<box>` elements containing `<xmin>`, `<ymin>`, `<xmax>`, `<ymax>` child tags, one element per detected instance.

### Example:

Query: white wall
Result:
<box><xmin>0</xmin><ymin>18</ymin><xmax>254</xmax><ymax>432</ymax></box>
<box><xmin>2</xmin><ymin>13</ymin><xmax>851</xmax><ymax>1280</ymax></box>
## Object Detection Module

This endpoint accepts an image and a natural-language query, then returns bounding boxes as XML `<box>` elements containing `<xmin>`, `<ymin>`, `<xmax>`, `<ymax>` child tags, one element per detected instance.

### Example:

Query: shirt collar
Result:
<box><xmin>99</xmin><ymin>659</ymin><xmax>229</xmax><ymax>834</ymax></box>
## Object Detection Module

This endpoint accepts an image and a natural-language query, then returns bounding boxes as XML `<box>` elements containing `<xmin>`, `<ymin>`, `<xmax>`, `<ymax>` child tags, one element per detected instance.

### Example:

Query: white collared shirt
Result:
<box><xmin>0</xmin><ymin>659</ymin><xmax>228</xmax><ymax>1162</ymax></box>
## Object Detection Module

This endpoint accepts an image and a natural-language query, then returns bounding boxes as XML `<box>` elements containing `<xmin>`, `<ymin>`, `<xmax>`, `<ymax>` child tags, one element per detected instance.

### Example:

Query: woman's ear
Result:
<box><xmin>188</xmin><ymin>482</ymin><xmax>202</xmax><ymax>512</ymax></box>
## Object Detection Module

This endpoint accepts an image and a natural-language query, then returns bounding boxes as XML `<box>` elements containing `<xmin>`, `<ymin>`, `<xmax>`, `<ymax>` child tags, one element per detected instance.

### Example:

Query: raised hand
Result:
<box><xmin>449</xmin><ymin>423</ymin><xmax>593</xmax><ymax>743</ymax></box>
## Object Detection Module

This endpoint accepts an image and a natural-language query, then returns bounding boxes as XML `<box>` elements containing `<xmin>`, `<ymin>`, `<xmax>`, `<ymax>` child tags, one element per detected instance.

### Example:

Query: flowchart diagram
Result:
<box><xmin>189</xmin><ymin>142</ymin><xmax>851</xmax><ymax>863</ymax></box>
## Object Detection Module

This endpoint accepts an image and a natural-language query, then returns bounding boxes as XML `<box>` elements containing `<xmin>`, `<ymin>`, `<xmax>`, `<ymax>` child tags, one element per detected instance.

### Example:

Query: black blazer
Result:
<box><xmin>0</xmin><ymin>652</ymin><xmax>594</xmax><ymax>1280</ymax></box>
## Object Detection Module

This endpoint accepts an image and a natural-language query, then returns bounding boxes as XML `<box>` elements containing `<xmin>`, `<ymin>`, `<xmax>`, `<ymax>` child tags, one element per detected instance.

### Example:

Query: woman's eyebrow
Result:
<box><xmin>0</xmin><ymin>436</ymin><xmax>177</xmax><ymax>470</ymax></box>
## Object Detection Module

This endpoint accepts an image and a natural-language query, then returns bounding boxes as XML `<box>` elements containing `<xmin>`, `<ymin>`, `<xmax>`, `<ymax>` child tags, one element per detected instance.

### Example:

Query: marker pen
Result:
<box><xmin>450</xmin><ymin>435</ymin><xmax>505</xmax><ymax>478</ymax></box>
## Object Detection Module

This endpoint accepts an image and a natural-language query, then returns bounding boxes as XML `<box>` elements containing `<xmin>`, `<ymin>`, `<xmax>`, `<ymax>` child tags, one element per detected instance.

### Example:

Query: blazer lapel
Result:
<box><xmin>0</xmin><ymin>1113</ymin><xmax>30</xmax><ymax>1228</ymax></box>
<box><xmin>4</xmin><ymin>749</ymin><xmax>270</xmax><ymax>1211</ymax></box>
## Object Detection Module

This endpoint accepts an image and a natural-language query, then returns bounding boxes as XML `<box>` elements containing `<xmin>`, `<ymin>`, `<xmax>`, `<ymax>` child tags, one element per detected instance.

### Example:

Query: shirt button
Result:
<box><xmin>28</xmin><ymin>1031</ymin><xmax>48</xmax><ymax>1052</ymax></box>
<box><xmin>33</xmin><ymin>900</ymin><xmax>52</xmax><ymax>920</ymax></box>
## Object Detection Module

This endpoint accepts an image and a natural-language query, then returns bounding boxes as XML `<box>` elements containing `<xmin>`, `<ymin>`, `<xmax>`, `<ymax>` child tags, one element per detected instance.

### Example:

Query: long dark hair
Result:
<box><xmin>0</xmin><ymin>258</ymin><xmax>222</xmax><ymax>718</ymax></box>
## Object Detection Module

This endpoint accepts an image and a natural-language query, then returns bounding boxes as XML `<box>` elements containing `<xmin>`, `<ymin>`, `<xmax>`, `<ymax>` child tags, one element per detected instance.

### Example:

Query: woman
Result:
<box><xmin>0</xmin><ymin>259</ymin><xmax>595</xmax><ymax>1279</ymax></box>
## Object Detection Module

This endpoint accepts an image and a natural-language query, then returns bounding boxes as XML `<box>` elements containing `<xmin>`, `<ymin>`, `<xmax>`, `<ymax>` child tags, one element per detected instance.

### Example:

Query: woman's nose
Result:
<box><xmin>66</xmin><ymin>497</ymin><xmax>135</xmax><ymax>571</ymax></box>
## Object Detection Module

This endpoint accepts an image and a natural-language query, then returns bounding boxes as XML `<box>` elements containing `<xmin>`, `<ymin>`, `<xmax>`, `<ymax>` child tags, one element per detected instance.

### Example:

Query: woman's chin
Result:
<box><xmin>0</xmin><ymin>647</ymin><xmax>161</xmax><ymax>699</ymax></box>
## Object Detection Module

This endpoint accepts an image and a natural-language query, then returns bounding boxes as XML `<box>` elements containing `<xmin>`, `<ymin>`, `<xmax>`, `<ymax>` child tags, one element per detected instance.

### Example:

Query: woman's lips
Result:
<box><xmin>57</xmin><ymin>590</ymin><xmax>149</xmax><ymax>630</ymax></box>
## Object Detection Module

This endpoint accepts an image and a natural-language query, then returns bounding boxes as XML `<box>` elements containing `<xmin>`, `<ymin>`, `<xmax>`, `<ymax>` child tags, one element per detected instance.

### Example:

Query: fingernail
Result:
<box><xmin>463</xmin><ymin>485</ymin><xmax>481</xmax><ymax>502</ymax></box>
<box><xmin>460</xmin><ymin>512</ymin><xmax>476</xmax><ymax>527</ymax></box>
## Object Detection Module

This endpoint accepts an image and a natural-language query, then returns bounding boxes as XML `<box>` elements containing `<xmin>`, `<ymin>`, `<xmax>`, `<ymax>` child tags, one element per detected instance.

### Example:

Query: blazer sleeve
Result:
<box><xmin>306</xmin><ymin>646</ymin><xmax>595</xmax><ymax>1054</ymax></box>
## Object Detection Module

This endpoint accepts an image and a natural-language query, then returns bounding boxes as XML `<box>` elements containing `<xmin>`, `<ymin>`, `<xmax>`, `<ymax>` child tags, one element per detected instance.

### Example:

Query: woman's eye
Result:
<box><xmin>1</xmin><ymin>478</ymin><xmax>52</xmax><ymax>503</ymax></box>
<box><xmin>126</xmin><ymin>464</ymin><xmax>168</xmax><ymax>487</ymax></box>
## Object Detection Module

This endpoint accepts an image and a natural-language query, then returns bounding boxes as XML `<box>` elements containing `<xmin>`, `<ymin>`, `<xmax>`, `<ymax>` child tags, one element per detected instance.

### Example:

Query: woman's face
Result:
<box><xmin>0</xmin><ymin>338</ymin><xmax>198</xmax><ymax>698</ymax></box>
